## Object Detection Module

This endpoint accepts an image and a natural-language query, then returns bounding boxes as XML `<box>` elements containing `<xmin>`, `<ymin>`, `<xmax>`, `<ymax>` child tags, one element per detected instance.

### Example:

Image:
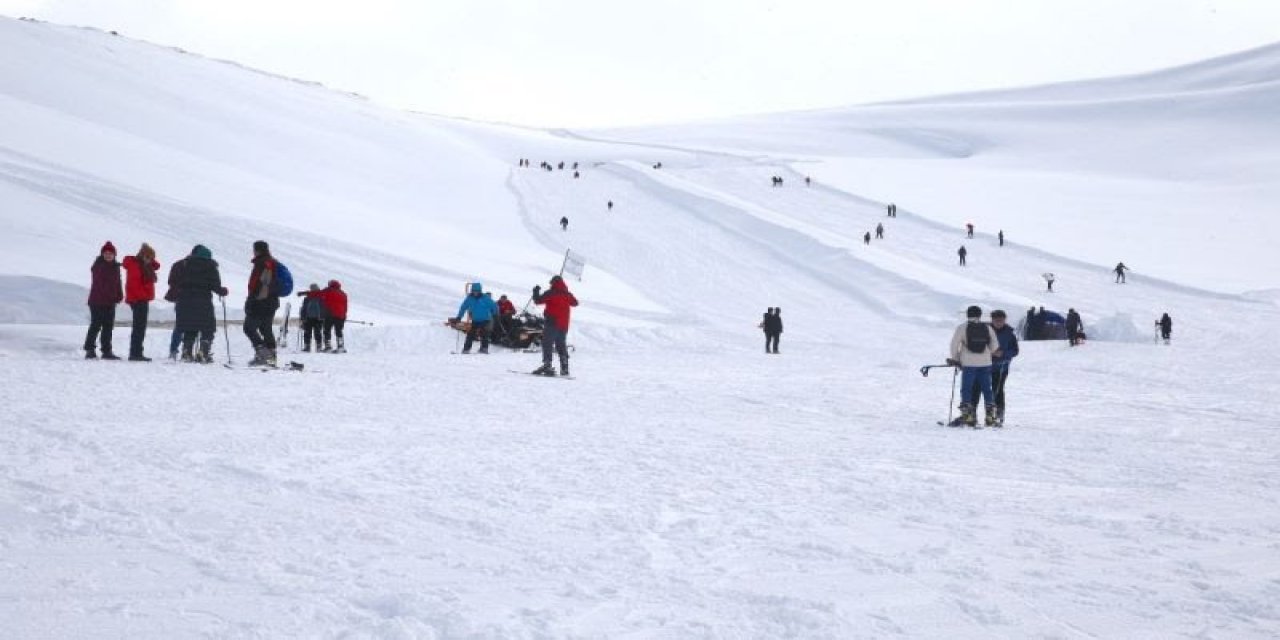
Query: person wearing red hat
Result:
<box><xmin>320</xmin><ymin>280</ymin><xmax>348</xmax><ymax>353</ymax></box>
<box><xmin>84</xmin><ymin>241</ymin><xmax>123</xmax><ymax>359</ymax></box>
<box><xmin>121</xmin><ymin>242</ymin><xmax>160</xmax><ymax>361</ymax></box>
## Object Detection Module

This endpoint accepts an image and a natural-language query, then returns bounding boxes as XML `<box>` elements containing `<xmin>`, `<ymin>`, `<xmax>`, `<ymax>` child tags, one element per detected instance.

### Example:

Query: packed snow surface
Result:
<box><xmin>2</xmin><ymin>16</ymin><xmax>1280</xmax><ymax>639</ymax></box>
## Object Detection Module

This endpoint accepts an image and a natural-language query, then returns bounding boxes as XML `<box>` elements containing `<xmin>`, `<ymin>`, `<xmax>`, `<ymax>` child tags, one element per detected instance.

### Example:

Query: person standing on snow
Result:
<box><xmin>1114</xmin><ymin>262</ymin><xmax>1128</xmax><ymax>283</ymax></box>
<box><xmin>998</xmin><ymin>230</ymin><xmax>1004</xmax><ymax>246</ymax></box>
<box><xmin>1066</xmin><ymin>308</ymin><xmax>1083</xmax><ymax>346</ymax></box>
<box><xmin>244</xmin><ymin>240</ymin><xmax>281</xmax><ymax>366</ymax></box>
<box><xmin>1158</xmin><ymin>312</ymin><xmax>1172</xmax><ymax>343</ymax></box>
<box><xmin>321</xmin><ymin>280</ymin><xmax>348</xmax><ymax>353</ymax></box>
<box><xmin>453</xmin><ymin>282</ymin><xmax>498</xmax><ymax>354</ymax></box>
<box><xmin>496</xmin><ymin>294</ymin><xmax>517</xmax><ymax>339</ymax></box>
<box><xmin>966</xmin><ymin>223</ymin><xmax>975</xmax><ymax>238</ymax></box>
<box><xmin>296</xmin><ymin>284</ymin><xmax>325</xmax><ymax>352</ymax></box>
<box><xmin>946</xmin><ymin>305</ymin><xmax>1001</xmax><ymax>427</ymax></box>
<box><xmin>164</xmin><ymin>253</ymin><xmax>188</xmax><ymax>359</ymax></box>
<box><xmin>958</xmin><ymin>245</ymin><xmax>968</xmax><ymax>266</ymax></box>
<box><xmin>1043</xmin><ymin>272</ymin><xmax>1055</xmax><ymax>293</ymax></box>
<box><xmin>759</xmin><ymin>307</ymin><xmax>774</xmax><ymax>352</ymax></box>
<box><xmin>85</xmin><ymin>241</ymin><xmax>124</xmax><ymax>360</ymax></box>
<box><xmin>174</xmin><ymin>245</ymin><xmax>228</xmax><ymax>363</ymax></box>
<box><xmin>864</xmin><ymin>231</ymin><xmax>871</xmax><ymax>245</ymax></box>
<box><xmin>121</xmin><ymin>242</ymin><xmax>160</xmax><ymax>361</ymax></box>
<box><xmin>560</xmin><ymin>216</ymin><xmax>569</xmax><ymax>231</ymax></box>
<box><xmin>875</xmin><ymin>223</ymin><xmax>884</xmax><ymax>240</ymax></box>
<box><xmin>531</xmin><ymin>275</ymin><xmax>579</xmax><ymax>376</ymax></box>
<box><xmin>765</xmin><ymin>308</ymin><xmax>783</xmax><ymax>354</ymax></box>
<box><xmin>987</xmin><ymin>309</ymin><xmax>1019</xmax><ymax>426</ymax></box>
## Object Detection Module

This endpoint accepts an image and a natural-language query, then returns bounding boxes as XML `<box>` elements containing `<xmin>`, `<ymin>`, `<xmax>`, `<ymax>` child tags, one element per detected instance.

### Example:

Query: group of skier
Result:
<box><xmin>449</xmin><ymin>275</ymin><xmax>578</xmax><ymax>376</ymax></box>
<box><xmin>945</xmin><ymin>306</ymin><xmax>1019</xmax><ymax>427</ymax></box>
<box><xmin>85</xmin><ymin>239</ymin><xmax>347</xmax><ymax>367</ymax></box>
<box><xmin>295</xmin><ymin>281</ymin><xmax>349</xmax><ymax>353</ymax></box>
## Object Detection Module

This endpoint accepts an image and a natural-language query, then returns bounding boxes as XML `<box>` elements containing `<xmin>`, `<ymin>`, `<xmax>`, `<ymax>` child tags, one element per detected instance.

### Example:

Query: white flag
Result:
<box><xmin>563</xmin><ymin>250</ymin><xmax>586</xmax><ymax>281</ymax></box>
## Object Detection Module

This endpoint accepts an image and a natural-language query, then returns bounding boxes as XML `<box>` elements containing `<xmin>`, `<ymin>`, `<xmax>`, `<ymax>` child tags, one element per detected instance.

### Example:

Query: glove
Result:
<box><xmin>449</xmin><ymin>317</ymin><xmax>460</xmax><ymax>325</ymax></box>
<box><xmin>218</xmin><ymin>287</ymin><xmax>229</xmax><ymax>297</ymax></box>
<box><xmin>945</xmin><ymin>358</ymin><xmax>959</xmax><ymax>366</ymax></box>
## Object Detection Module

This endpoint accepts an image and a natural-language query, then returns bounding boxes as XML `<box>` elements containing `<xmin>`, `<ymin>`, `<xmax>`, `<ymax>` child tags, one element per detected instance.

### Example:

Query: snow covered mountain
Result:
<box><xmin>2</xmin><ymin>15</ymin><xmax>1279</xmax><ymax>638</ymax></box>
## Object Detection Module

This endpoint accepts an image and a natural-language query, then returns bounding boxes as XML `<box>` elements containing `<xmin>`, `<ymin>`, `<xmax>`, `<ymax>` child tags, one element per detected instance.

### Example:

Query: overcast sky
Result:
<box><xmin>3</xmin><ymin>0</ymin><xmax>1279</xmax><ymax>127</ymax></box>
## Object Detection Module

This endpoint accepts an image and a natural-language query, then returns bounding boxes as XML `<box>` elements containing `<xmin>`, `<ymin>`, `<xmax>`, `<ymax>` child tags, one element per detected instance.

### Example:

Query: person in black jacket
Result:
<box><xmin>174</xmin><ymin>245</ymin><xmax>228</xmax><ymax>363</ymax></box>
<box><xmin>244</xmin><ymin>240</ymin><xmax>281</xmax><ymax>366</ymax></box>
<box><xmin>765</xmin><ymin>308</ymin><xmax>783</xmax><ymax>354</ymax></box>
<box><xmin>1158</xmin><ymin>312</ymin><xmax>1172</xmax><ymax>343</ymax></box>
<box><xmin>759</xmin><ymin>307</ymin><xmax>774</xmax><ymax>353</ymax></box>
<box><xmin>1066</xmin><ymin>308</ymin><xmax>1083</xmax><ymax>346</ymax></box>
<box><xmin>296</xmin><ymin>284</ymin><xmax>325</xmax><ymax>352</ymax></box>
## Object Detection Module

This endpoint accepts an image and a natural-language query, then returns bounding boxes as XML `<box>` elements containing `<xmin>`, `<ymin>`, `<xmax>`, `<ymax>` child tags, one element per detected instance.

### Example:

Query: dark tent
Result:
<box><xmin>1019</xmin><ymin>309</ymin><xmax>1067</xmax><ymax>340</ymax></box>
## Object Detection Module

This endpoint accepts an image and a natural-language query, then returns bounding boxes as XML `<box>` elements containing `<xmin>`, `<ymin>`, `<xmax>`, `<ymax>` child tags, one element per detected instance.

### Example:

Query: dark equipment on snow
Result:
<box><xmin>446</xmin><ymin>312</ymin><xmax>544</xmax><ymax>350</ymax></box>
<box><xmin>1018</xmin><ymin>309</ymin><xmax>1068</xmax><ymax>341</ymax></box>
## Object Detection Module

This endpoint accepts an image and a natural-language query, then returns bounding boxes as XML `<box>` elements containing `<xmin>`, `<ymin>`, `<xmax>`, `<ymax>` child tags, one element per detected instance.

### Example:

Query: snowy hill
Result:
<box><xmin>3</xmin><ymin>15</ymin><xmax>1280</xmax><ymax>638</ymax></box>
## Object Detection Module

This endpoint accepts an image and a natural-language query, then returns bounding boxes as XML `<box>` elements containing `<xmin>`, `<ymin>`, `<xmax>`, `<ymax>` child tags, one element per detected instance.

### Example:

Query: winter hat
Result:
<box><xmin>471</xmin><ymin>282</ymin><xmax>483</xmax><ymax>293</ymax></box>
<box><xmin>966</xmin><ymin>305</ymin><xmax>982</xmax><ymax>318</ymax></box>
<box><xmin>328</xmin><ymin>279</ymin><xmax>341</xmax><ymax>289</ymax></box>
<box><xmin>100</xmin><ymin>241</ymin><xmax>117</xmax><ymax>255</ymax></box>
<box><xmin>192</xmin><ymin>245</ymin><xmax>212</xmax><ymax>260</ymax></box>
<box><xmin>138</xmin><ymin>242</ymin><xmax>155</xmax><ymax>259</ymax></box>
<box><xmin>253</xmin><ymin>240</ymin><xmax>269</xmax><ymax>253</ymax></box>
<box><xmin>309</xmin><ymin>283</ymin><xmax>320</xmax><ymax>291</ymax></box>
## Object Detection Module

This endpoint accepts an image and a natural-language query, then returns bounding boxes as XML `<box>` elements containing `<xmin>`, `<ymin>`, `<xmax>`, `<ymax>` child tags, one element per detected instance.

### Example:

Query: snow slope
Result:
<box><xmin>2</xmin><ymin>15</ymin><xmax>1280</xmax><ymax>639</ymax></box>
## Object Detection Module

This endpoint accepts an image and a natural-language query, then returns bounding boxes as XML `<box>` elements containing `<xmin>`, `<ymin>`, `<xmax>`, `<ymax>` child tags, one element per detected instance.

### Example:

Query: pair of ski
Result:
<box><xmin>507</xmin><ymin>369</ymin><xmax>573</xmax><ymax>380</ymax></box>
<box><xmin>237</xmin><ymin>361</ymin><xmax>306</xmax><ymax>372</ymax></box>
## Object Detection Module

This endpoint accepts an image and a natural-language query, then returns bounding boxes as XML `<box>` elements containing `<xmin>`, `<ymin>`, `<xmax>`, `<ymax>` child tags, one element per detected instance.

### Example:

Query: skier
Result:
<box><xmin>607</xmin><ymin>200</ymin><xmax>614</xmax><ymax>211</ymax></box>
<box><xmin>452</xmin><ymin>282</ymin><xmax>497</xmax><ymax>354</ymax></box>
<box><xmin>864</xmin><ymin>231</ymin><xmax>871</xmax><ymax>245</ymax></box>
<box><xmin>173</xmin><ymin>245</ymin><xmax>228</xmax><ymax>363</ymax></box>
<box><xmin>1114</xmin><ymin>262</ymin><xmax>1128</xmax><ymax>283</ymax></box>
<box><xmin>84</xmin><ymin>241</ymin><xmax>124</xmax><ymax>359</ymax></box>
<box><xmin>946</xmin><ymin>305</ymin><xmax>1000</xmax><ymax>427</ymax></box>
<box><xmin>560</xmin><ymin>216</ymin><xmax>569</xmax><ymax>231</ymax></box>
<box><xmin>966</xmin><ymin>223</ymin><xmax>975</xmax><ymax>238</ymax></box>
<box><xmin>875</xmin><ymin>223</ymin><xmax>884</xmax><ymax>240</ymax></box>
<box><xmin>759</xmin><ymin>307</ymin><xmax>774</xmax><ymax>352</ymax></box>
<box><xmin>121</xmin><ymin>242</ymin><xmax>160</xmax><ymax>361</ymax></box>
<box><xmin>1043</xmin><ymin>272</ymin><xmax>1055</xmax><ymax>293</ymax></box>
<box><xmin>765</xmin><ymin>308</ymin><xmax>783</xmax><ymax>354</ymax></box>
<box><xmin>987</xmin><ymin>310</ymin><xmax>1019</xmax><ymax>426</ymax></box>
<box><xmin>958</xmin><ymin>245</ymin><xmax>968</xmax><ymax>266</ymax></box>
<box><xmin>998</xmin><ymin>230</ymin><xmax>1004</xmax><ymax>247</ymax></box>
<box><xmin>321</xmin><ymin>280</ymin><xmax>348</xmax><ymax>353</ymax></box>
<box><xmin>1066</xmin><ymin>308</ymin><xmax>1083</xmax><ymax>346</ymax></box>
<box><xmin>1158</xmin><ymin>312</ymin><xmax>1172</xmax><ymax>344</ymax></box>
<box><xmin>296</xmin><ymin>284</ymin><xmax>325</xmax><ymax>352</ymax></box>
<box><xmin>887</xmin><ymin>203</ymin><xmax>897</xmax><ymax>217</ymax></box>
<box><xmin>164</xmin><ymin>253</ymin><xmax>188</xmax><ymax>359</ymax></box>
<box><xmin>573</xmin><ymin>171</ymin><xmax>580</xmax><ymax>179</ymax></box>
<box><xmin>531</xmin><ymin>275</ymin><xmax>578</xmax><ymax>376</ymax></box>
<box><xmin>244</xmin><ymin>240</ymin><xmax>281</xmax><ymax>366</ymax></box>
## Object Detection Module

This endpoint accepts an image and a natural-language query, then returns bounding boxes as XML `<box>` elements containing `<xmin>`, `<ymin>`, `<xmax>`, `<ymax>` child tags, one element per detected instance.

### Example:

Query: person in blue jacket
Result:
<box><xmin>987</xmin><ymin>309</ymin><xmax>1019</xmax><ymax>426</ymax></box>
<box><xmin>452</xmin><ymin>282</ymin><xmax>499</xmax><ymax>354</ymax></box>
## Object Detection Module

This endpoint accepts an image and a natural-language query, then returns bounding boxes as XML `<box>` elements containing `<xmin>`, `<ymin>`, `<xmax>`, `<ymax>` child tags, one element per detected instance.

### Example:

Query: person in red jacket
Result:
<box><xmin>84</xmin><ymin>241</ymin><xmax>124</xmax><ymax>359</ymax></box>
<box><xmin>121</xmin><ymin>242</ymin><xmax>160</xmax><ymax>361</ymax></box>
<box><xmin>320</xmin><ymin>279</ymin><xmax>348</xmax><ymax>353</ymax></box>
<box><xmin>530</xmin><ymin>275</ymin><xmax>578</xmax><ymax>376</ymax></box>
<box><xmin>496</xmin><ymin>294</ymin><xmax>516</xmax><ymax>339</ymax></box>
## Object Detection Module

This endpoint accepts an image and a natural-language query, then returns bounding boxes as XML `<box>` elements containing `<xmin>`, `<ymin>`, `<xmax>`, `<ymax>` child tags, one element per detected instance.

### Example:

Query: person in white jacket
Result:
<box><xmin>947</xmin><ymin>305</ymin><xmax>1002</xmax><ymax>426</ymax></box>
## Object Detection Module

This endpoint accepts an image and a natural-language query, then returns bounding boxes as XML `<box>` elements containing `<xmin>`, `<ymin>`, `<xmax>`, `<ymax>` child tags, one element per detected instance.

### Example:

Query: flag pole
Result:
<box><xmin>558</xmin><ymin>248</ymin><xmax>570</xmax><ymax>278</ymax></box>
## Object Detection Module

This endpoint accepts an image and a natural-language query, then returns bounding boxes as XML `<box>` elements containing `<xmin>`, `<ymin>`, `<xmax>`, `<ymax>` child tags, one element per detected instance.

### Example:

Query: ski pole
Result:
<box><xmin>345</xmin><ymin>319</ymin><xmax>375</xmax><ymax>326</ymax></box>
<box><xmin>919</xmin><ymin>363</ymin><xmax>957</xmax><ymax>377</ymax></box>
<box><xmin>220</xmin><ymin>296</ymin><xmax>232</xmax><ymax>366</ymax></box>
<box><xmin>946</xmin><ymin>367</ymin><xmax>958</xmax><ymax>425</ymax></box>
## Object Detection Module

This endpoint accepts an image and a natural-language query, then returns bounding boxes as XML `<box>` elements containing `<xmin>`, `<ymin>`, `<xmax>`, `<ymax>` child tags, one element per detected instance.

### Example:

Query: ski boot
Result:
<box><xmin>302</xmin><ymin>342</ymin><xmax>311</xmax><ymax>353</ymax></box>
<box><xmin>946</xmin><ymin>403</ymin><xmax>974</xmax><ymax>427</ymax></box>
<box><xmin>321</xmin><ymin>340</ymin><xmax>333</xmax><ymax>353</ymax></box>
<box><xmin>100</xmin><ymin>350</ymin><xmax>121</xmax><ymax>361</ymax></box>
<box><xmin>992</xmin><ymin>407</ymin><xmax>1005</xmax><ymax>428</ymax></box>
<box><xmin>248</xmin><ymin>346</ymin><xmax>273</xmax><ymax>367</ymax></box>
<box><xmin>559</xmin><ymin>361</ymin><xmax>569</xmax><ymax>377</ymax></box>
<box><xmin>334</xmin><ymin>338</ymin><xmax>346</xmax><ymax>354</ymax></box>
<box><xmin>180</xmin><ymin>344</ymin><xmax>195</xmax><ymax>363</ymax></box>
<box><xmin>531</xmin><ymin>362</ymin><xmax>555</xmax><ymax>376</ymax></box>
<box><xmin>128</xmin><ymin>353</ymin><xmax>152</xmax><ymax>362</ymax></box>
<box><xmin>984</xmin><ymin>405</ymin><xmax>998</xmax><ymax>427</ymax></box>
<box><xmin>84</xmin><ymin>347</ymin><xmax>97</xmax><ymax>360</ymax></box>
<box><xmin>960</xmin><ymin>403</ymin><xmax>978</xmax><ymax>427</ymax></box>
<box><xmin>194</xmin><ymin>341</ymin><xmax>214</xmax><ymax>364</ymax></box>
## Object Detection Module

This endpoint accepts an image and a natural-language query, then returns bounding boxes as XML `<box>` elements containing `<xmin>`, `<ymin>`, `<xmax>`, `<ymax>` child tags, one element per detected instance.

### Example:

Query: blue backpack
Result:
<box><xmin>272</xmin><ymin>260</ymin><xmax>294</xmax><ymax>297</ymax></box>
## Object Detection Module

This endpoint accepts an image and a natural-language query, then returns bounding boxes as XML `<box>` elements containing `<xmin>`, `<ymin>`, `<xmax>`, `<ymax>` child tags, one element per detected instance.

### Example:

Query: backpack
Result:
<box><xmin>271</xmin><ymin>260</ymin><xmax>294</xmax><ymax>297</ymax></box>
<box><xmin>965</xmin><ymin>322</ymin><xmax>991</xmax><ymax>354</ymax></box>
